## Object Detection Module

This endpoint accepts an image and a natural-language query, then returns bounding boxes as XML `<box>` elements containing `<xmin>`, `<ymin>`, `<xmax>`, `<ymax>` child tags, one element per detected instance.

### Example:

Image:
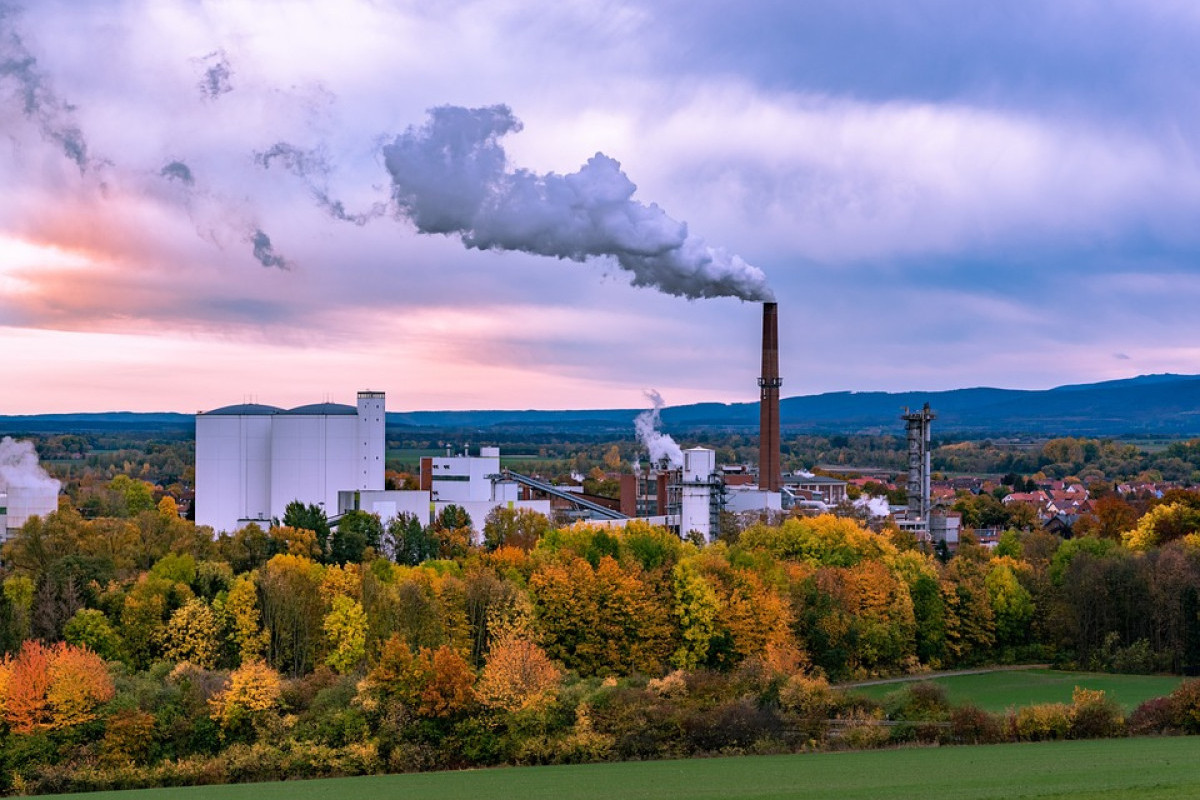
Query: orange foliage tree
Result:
<box><xmin>0</xmin><ymin>640</ymin><xmax>114</xmax><ymax>734</ymax></box>
<box><xmin>529</xmin><ymin>553</ymin><xmax>674</xmax><ymax>676</ymax></box>
<box><xmin>476</xmin><ymin>634</ymin><xmax>562</xmax><ymax>712</ymax></box>
<box><xmin>356</xmin><ymin>635</ymin><xmax>476</xmax><ymax>718</ymax></box>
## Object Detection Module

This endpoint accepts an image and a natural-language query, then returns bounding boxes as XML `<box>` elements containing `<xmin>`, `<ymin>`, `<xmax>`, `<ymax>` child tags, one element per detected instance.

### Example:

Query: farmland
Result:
<box><xmin>45</xmin><ymin>737</ymin><xmax>1200</xmax><ymax>800</ymax></box>
<box><xmin>846</xmin><ymin>668</ymin><xmax>1186</xmax><ymax>713</ymax></box>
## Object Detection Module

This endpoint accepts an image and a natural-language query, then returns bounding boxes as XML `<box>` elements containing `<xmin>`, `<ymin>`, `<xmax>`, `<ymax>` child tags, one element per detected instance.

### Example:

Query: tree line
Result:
<box><xmin>4</xmin><ymin>486</ymin><xmax>1200</xmax><ymax>792</ymax></box>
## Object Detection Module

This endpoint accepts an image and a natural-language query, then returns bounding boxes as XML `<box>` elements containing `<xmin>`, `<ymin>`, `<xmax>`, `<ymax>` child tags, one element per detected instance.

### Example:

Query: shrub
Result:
<box><xmin>837</xmin><ymin>708</ymin><xmax>891</xmax><ymax>750</ymax></box>
<box><xmin>1128</xmin><ymin>695</ymin><xmax>1177</xmax><ymax>736</ymax></box>
<box><xmin>1069</xmin><ymin>687</ymin><xmax>1123</xmax><ymax>739</ymax></box>
<box><xmin>1169</xmin><ymin>679</ymin><xmax>1200</xmax><ymax>732</ymax></box>
<box><xmin>1014</xmin><ymin>703</ymin><xmax>1071</xmax><ymax>741</ymax></box>
<box><xmin>948</xmin><ymin>703</ymin><xmax>1003</xmax><ymax>744</ymax></box>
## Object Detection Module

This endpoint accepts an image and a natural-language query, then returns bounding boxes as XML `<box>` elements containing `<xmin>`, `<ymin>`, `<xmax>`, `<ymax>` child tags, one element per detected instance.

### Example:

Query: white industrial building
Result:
<box><xmin>195</xmin><ymin>391</ymin><xmax>386</xmax><ymax>534</ymax></box>
<box><xmin>0</xmin><ymin>485</ymin><xmax>60</xmax><ymax>543</ymax></box>
<box><xmin>195</xmin><ymin>392</ymin><xmax>550</xmax><ymax>535</ymax></box>
<box><xmin>678</xmin><ymin>447</ymin><xmax>720</xmax><ymax>540</ymax></box>
<box><xmin>340</xmin><ymin>446</ymin><xmax>551</xmax><ymax>528</ymax></box>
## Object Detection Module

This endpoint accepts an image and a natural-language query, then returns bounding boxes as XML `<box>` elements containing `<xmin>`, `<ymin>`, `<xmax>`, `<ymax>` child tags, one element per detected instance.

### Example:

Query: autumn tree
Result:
<box><xmin>223</xmin><ymin>572</ymin><xmax>268</xmax><ymax>664</ymax></box>
<box><xmin>324</xmin><ymin>595</ymin><xmax>368</xmax><ymax>674</ymax></box>
<box><xmin>476</xmin><ymin>634</ymin><xmax>562</xmax><ymax>712</ymax></box>
<box><xmin>529</xmin><ymin>553</ymin><xmax>674</xmax><ymax>676</ymax></box>
<box><xmin>0</xmin><ymin>640</ymin><xmax>114</xmax><ymax>733</ymax></box>
<box><xmin>1125</xmin><ymin>502</ymin><xmax>1200</xmax><ymax>550</ymax></box>
<box><xmin>482</xmin><ymin>507</ymin><xmax>551</xmax><ymax>552</ymax></box>
<box><xmin>432</xmin><ymin>505</ymin><xmax>473</xmax><ymax>558</ymax></box>
<box><xmin>163</xmin><ymin>598</ymin><xmax>222</xmax><ymax>668</ymax></box>
<box><xmin>258</xmin><ymin>554</ymin><xmax>325</xmax><ymax>676</ymax></box>
<box><xmin>1073</xmin><ymin>495</ymin><xmax>1139</xmax><ymax>541</ymax></box>
<box><xmin>209</xmin><ymin>658</ymin><xmax>283</xmax><ymax>736</ymax></box>
<box><xmin>282</xmin><ymin>500</ymin><xmax>332</xmax><ymax>557</ymax></box>
<box><xmin>357</xmin><ymin>635</ymin><xmax>476</xmax><ymax>718</ymax></box>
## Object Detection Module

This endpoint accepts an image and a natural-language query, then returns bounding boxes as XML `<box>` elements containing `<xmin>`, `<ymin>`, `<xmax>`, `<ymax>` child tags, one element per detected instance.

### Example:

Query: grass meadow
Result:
<box><xmin>42</xmin><ymin>737</ymin><xmax>1200</xmax><ymax>800</ymax></box>
<box><xmin>846</xmin><ymin>668</ymin><xmax>1185</xmax><ymax>712</ymax></box>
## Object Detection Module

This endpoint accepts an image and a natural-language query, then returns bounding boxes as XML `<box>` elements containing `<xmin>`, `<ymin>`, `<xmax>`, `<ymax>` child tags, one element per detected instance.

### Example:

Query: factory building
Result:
<box><xmin>0</xmin><ymin>485</ymin><xmax>60</xmax><ymax>543</ymax></box>
<box><xmin>341</xmin><ymin>446</ymin><xmax>551</xmax><ymax>528</ymax></box>
<box><xmin>196</xmin><ymin>393</ymin><xmax>550</xmax><ymax>535</ymax></box>
<box><xmin>195</xmin><ymin>391</ymin><xmax>386</xmax><ymax>534</ymax></box>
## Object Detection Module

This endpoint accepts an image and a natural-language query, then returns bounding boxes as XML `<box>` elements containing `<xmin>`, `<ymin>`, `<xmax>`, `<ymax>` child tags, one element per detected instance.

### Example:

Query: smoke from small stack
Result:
<box><xmin>381</xmin><ymin>105</ymin><xmax>774</xmax><ymax>302</ymax></box>
<box><xmin>758</xmin><ymin>302</ymin><xmax>782</xmax><ymax>492</ymax></box>
<box><xmin>635</xmin><ymin>390</ymin><xmax>683</xmax><ymax>468</ymax></box>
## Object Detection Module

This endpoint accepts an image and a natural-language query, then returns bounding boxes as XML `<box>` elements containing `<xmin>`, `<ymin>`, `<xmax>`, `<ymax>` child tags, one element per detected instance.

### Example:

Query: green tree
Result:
<box><xmin>387</xmin><ymin>513</ymin><xmax>438</xmax><ymax>566</ymax></box>
<box><xmin>62</xmin><ymin>609</ymin><xmax>123</xmax><ymax>662</ymax></box>
<box><xmin>329</xmin><ymin>510</ymin><xmax>382</xmax><ymax>565</ymax></box>
<box><xmin>282</xmin><ymin>501</ymin><xmax>332</xmax><ymax>558</ymax></box>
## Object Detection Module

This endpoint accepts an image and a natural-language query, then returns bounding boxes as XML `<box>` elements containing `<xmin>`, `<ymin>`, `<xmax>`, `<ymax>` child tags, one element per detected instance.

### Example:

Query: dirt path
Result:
<box><xmin>838</xmin><ymin>664</ymin><xmax>1052</xmax><ymax>689</ymax></box>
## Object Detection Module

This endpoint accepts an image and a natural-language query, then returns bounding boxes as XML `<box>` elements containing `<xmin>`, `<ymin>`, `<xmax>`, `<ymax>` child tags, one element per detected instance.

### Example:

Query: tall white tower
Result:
<box><xmin>356</xmin><ymin>391</ymin><xmax>386</xmax><ymax>490</ymax></box>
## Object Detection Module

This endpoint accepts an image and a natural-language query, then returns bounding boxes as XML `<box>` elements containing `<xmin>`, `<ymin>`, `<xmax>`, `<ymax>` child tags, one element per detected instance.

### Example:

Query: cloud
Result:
<box><xmin>197</xmin><ymin>49</ymin><xmax>232</xmax><ymax>99</ymax></box>
<box><xmin>0</xmin><ymin>4</ymin><xmax>90</xmax><ymax>170</ymax></box>
<box><xmin>3</xmin><ymin>0</ymin><xmax>1200</xmax><ymax>413</ymax></box>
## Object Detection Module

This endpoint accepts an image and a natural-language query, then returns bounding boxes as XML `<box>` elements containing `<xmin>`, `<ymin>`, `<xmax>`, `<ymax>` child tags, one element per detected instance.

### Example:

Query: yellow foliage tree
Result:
<box><xmin>324</xmin><ymin>595</ymin><xmax>368</xmax><ymax>674</ymax></box>
<box><xmin>209</xmin><ymin>659</ymin><xmax>283</xmax><ymax>730</ymax></box>
<box><xmin>224</xmin><ymin>572</ymin><xmax>268</xmax><ymax>664</ymax></box>
<box><xmin>163</xmin><ymin>598</ymin><xmax>222</xmax><ymax>669</ymax></box>
<box><xmin>1124</xmin><ymin>502</ymin><xmax>1200</xmax><ymax>551</ymax></box>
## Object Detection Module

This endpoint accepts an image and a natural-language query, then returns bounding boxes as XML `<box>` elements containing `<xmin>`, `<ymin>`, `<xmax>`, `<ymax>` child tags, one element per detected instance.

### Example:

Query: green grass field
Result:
<box><xmin>848</xmin><ymin>668</ymin><xmax>1185</xmax><ymax>712</ymax></box>
<box><xmin>42</xmin><ymin>737</ymin><xmax>1200</xmax><ymax>800</ymax></box>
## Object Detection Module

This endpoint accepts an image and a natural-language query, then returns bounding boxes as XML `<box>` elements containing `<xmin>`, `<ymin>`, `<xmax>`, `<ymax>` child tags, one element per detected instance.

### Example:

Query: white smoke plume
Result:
<box><xmin>0</xmin><ymin>436</ymin><xmax>61</xmax><ymax>492</ymax></box>
<box><xmin>854</xmin><ymin>494</ymin><xmax>891</xmax><ymax>518</ymax></box>
<box><xmin>256</xmin><ymin>142</ymin><xmax>387</xmax><ymax>226</ymax></box>
<box><xmin>0</xmin><ymin>5</ymin><xmax>90</xmax><ymax>171</ymax></box>
<box><xmin>197</xmin><ymin>49</ymin><xmax>233</xmax><ymax>100</ymax></box>
<box><xmin>382</xmin><ymin>105</ymin><xmax>774</xmax><ymax>302</ymax></box>
<box><xmin>635</xmin><ymin>390</ymin><xmax>683</xmax><ymax>468</ymax></box>
<box><xmin>249</xmin><ymin>228</ymin><xmax>289</xmax><ymax>269</ymax></box>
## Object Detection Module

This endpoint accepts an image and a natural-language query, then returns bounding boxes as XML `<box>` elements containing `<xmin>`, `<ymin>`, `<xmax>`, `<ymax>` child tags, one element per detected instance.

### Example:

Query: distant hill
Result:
<box><xmin>5</xmin><ymin>374</ymin><xmax>1200</xmax><ymax>437</ymax></box>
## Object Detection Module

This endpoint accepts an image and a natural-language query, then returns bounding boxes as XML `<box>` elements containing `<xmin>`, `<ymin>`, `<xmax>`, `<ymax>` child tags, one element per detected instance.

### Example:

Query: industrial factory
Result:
<box><xmin>194</xmin><ymin>301</ymin><xmax>950</xmax><ymax>545</ymax></box>
<box><xmin>0</xmin><ymin>436</ymin><xmax>61</xmax><ymax>543</ymax></box>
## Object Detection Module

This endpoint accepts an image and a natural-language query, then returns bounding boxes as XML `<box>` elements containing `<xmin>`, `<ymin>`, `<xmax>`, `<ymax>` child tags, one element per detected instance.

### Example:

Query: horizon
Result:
<box><xmin>2</xmin><ymin>371</ymin><xmax>1192</xmax><ymax>417</ymax></box>
<box><xmin>5</xmin><ymin>3</ymin><xmax>1200</xmax><ymax>415</ymax></box>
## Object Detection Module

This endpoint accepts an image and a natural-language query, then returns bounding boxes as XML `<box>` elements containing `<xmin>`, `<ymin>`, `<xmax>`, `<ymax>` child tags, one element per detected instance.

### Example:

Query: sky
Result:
<box><xmin>3</xmin><ymin>1</ymin><xmax>1200</xmax><ymax>414</ymax></box>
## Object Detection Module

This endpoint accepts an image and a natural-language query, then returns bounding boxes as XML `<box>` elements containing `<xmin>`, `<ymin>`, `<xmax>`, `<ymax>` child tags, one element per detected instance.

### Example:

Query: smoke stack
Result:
<box><xmin>758</xmin><ymin>302</ymin><xmax>782</xmax><ymax>492</ymax></box>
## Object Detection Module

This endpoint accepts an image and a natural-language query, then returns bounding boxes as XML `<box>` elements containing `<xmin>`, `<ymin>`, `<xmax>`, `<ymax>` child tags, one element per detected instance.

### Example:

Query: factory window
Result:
<box><xmin>0</xmin><ymin>506</ymin><xmax>6</xmax><ymax>514</ymax></box>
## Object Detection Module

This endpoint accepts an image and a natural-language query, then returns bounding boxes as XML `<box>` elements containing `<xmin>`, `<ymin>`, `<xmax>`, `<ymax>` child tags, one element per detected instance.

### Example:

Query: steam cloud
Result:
<box><xmin>250</xmin><ymin>228</ymin><xmax>289</xmax><ymax>269</ymax></box>
<box><xmin>382</xmin><ymin>105</ymin><xmax>773</xmax><ymax>302</ymax></box>
<box><xmin>256</xmin><ymin>142</ymin><xmax>386</xmax><ymax>226</ymax></box>
<box><xmin>854</xmin><ymin>495</ymin><xmax>891</xmax><ymax>517</ymax></box>
<box><xmin>0</xmin><ymin>436</ymin><xmax>61</xmax><ymax>492</ymax></box>
<box><xmin>635</xmin><ymin>390</ymin><xmax>683</xmax><ymax>468</ymax></box>
<box><xmin>198</xmin><ymin>50</ymin><xmax>233</xmax><ymax>99</ymax></box>
<box><xmin>160</xmin><ymin>160</ymin><xmax>194</xmax><ymax>185</ymax></box>
<box><xmin>0</xmin><ymin>5</ymin><xmax>89</xmax><ymax>170</ymax></box>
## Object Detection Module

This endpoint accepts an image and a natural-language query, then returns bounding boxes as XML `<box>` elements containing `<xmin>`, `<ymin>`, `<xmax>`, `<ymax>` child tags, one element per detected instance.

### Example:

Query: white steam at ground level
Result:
<box><xmin>0</xmin><ymin>436</ymin><xmax>61</xmax><ymax>492</ymax></box>
<box><xmin>854</xmin><ymin>494</ymin><xmax>891</xmax><ymax>518</ymax></box>
<box><xmin>635</xmin><ymin>390</ymin><xmax>683</xmax><ymax>468</ymax></box>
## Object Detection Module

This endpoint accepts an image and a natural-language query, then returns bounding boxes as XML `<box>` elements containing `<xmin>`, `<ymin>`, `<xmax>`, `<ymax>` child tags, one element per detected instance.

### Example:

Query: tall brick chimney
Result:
<box><xmin>758</xmin><ymin>302</ymin><xmax>782</xmax><ymax>492</ymax></box>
